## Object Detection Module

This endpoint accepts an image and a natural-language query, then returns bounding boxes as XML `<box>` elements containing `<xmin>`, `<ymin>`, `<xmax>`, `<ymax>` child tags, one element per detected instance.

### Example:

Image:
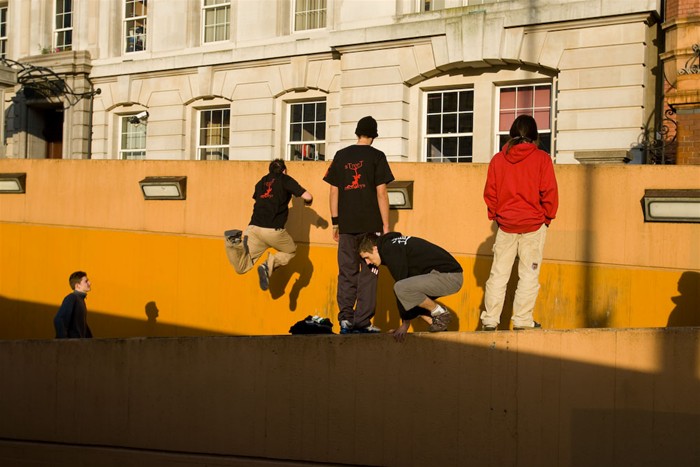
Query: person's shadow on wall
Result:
<box><xmin>268</xmin><ymin>197</ymin><xmax>329</xmax><ymax>311</ymax></box>
<box><xmin>666</xmin><ymin>271</ymin><xmax>700</xmax><ymax>327</ymax></box>
<box><xmin>473</xmin><ymin>222</ymin><xmax>519</xmax><ymax>331</ymax></box>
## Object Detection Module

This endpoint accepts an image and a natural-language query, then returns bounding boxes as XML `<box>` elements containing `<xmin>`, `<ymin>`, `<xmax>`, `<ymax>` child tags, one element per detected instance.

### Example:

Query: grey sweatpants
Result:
<box><xmin>394</xmin><ymin>270</ymin><xmax>463</xmax><ymax>313</ymax></box>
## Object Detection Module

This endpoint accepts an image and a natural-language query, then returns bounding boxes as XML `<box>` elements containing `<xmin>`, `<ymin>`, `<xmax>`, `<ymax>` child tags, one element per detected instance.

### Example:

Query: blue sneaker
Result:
<box><xmin>340</xmin><ymin>319</ymin><xmax>352</xmax><ymax>334</ymax></box>
<box><xmin>257</xmin><ymin>263</ymin><xmax>269</xmax><ymax>291</ymax></box>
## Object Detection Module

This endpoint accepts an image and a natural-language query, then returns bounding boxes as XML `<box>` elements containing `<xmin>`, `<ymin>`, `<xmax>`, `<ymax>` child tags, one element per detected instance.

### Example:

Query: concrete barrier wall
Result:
<box><xmin>0</xmin><ymin>329</ymin><xmax>698</xmax><ymax>467</ymax></box>
<box><xmin>0</xmin><ymin>160</ymin><xmax>698</xmax><ymax>338</ymax></box>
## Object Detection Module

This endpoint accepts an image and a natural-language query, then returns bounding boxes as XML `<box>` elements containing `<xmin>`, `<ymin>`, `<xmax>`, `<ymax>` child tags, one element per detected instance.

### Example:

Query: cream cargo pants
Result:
<box><xmin>225</xmin><ymin>225</ymin><xmax>296</xmax><ymax>275</ymax></box>
<box><xmin>480</xmin><ymin>224</ymin><xmax>547</xmax><ymax>328</ymax></box>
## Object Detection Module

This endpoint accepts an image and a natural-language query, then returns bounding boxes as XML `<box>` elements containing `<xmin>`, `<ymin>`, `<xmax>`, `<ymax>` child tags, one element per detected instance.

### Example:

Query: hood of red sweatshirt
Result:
<box><xmin>503</xmin><ymin>142</ymin><xmax>538</xmax><ymax>164</ymax></box>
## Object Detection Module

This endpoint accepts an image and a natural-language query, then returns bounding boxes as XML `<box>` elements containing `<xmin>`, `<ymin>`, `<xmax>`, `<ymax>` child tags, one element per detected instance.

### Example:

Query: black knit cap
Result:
<box><xmin>355</xmin><ymin>116</ymin><xmax>378</xmax><ymax>138</ymax></box>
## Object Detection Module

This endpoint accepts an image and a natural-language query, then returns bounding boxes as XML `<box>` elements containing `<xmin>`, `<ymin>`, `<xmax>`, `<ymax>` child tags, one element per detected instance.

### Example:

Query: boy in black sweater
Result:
<box><xmin>358</xmin><ymin>233</ymin><xmax>463</xmax><ymax>342</ymax></box>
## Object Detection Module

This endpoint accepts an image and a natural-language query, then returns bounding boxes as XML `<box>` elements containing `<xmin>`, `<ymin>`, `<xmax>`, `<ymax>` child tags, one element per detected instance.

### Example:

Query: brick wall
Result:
<box><xmin>666</xmin><ymin>0</ymin><xmax>700</xmax><ymax>19</ymax></box>
<box><xmin>676</xmin><ymin>110</ymin><xmax>700</xmax><ymax>164</ymax></box>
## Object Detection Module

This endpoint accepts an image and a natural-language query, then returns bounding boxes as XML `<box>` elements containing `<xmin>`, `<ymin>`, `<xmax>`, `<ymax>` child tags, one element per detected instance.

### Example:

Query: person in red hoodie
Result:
<box><xmin>480</xmin><ymin>115</ymin><xmax>558</xmax><ymax>331</ymax></box>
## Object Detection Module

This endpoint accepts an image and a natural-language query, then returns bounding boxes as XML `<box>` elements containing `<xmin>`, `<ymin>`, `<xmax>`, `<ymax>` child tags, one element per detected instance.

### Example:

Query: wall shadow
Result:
<box><xmin>0</xmin><ymin>296</ymin><xmax>229</xmax><ymax>339</ymax></box>
<box><xmin>2</xmin><ymin>327</ymin><xmax>698</xmax><ymax>467</ymax></box>
<box><xmin>269</xmin><ymin>197</ymin><xmax>329</xmax><ymax>312</ymax></box>
<box><xmin>666</xmin><ymin>271</ymin><xmax>700</xmax><ymax>327</ymax></box>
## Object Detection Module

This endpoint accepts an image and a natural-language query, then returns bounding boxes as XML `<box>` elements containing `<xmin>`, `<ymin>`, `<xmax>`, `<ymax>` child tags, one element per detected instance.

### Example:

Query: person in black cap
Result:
<box><xmin>225</xmin><ymin>159</ymin><xmax>313</xmax><ymax>291</ymax></box>
<box><xmin>323</xmin><ymin>116</ymin><xmax>395</xmax><ymax>333</ymax></box>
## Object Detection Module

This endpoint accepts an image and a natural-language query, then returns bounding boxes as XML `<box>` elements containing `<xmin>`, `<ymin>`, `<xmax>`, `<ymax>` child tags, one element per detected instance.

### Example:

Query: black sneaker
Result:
<box><xmin>514</xmin><ymin>321</ymin><xmax>542</xmax><ymax>330</ymax></box>
<box><xmin>257</xmin><ymin>263</ymin><xmax>269</xmax><ymax>291</ymax></box>
<box><xmin>429</xmin><ymin>311</ymin><xmax>451</xmax><ymax>332</ymax></box>
<box><xmin>481</xmin><ymin>324</ymin><xmax>497</xmax><ymax>331</ymax></box>
<box><xmin>224</xmin><ymin>229</ymin><xmax>242</xmax><ymax>244</ymax></box>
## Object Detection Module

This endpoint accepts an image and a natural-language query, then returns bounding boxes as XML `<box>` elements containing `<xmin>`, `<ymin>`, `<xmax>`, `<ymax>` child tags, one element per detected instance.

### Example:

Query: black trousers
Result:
<box><xmin>336</xmin><ymin>233</ymin><xmax>378</xmax><ymax>329</ymax></box>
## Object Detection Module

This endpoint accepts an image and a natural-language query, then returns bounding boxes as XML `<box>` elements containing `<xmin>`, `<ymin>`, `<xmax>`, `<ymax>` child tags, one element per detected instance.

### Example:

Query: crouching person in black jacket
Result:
<box><xmin>358</xmin><ymin>232</ymin><xmax>463</xmax><ymax>342</ymax></box>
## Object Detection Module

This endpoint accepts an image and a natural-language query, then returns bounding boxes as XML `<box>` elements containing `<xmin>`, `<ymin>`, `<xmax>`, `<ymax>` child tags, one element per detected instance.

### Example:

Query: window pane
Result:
<box><xmin>534</xmin><ymin>86</ymin><xmax>551</xmax><ymax>107</ymax></box>
<box><xmin>458</xmin><ymin>113</ymin><xmax>473</xmax><ymax>133</ymax></box>
<box><xmin>534</xmin><ymin>109</ymin><xmax>550</xmax><ymax>130</ymax></box>
<box><xmin>291</xmin><ymin>123</ymin><xmax>302</xmax><ymax>141</ymax></box>
<box><xmin>427</xmin><ymin>114</ymin><xmax>441</xmax><ymax>134</ymax></box>
<box><xmin>303</xmin><ymin>104</ymin><xmax>314</xmax><ymax>121</ymax></box>
<box><xmin>500</xmin><ymin>88</ymin><xmax>516</xmax><ymax>109</ymax></box>
<box><xmin>459</xmin><ymin>91</ymin><xmax>473</xmax><ymax>111</ymax></box>
<box><xmin>442</xmin><ymin>92</ymin><xmax>457</xmax><ymax>112</ymax></box>
<box><xmin>302</xmin><ymin>122</ymin><xmax>314</xmax><ymax>141</ymax></box>
<box><xmin>443</xmin><ymin>137</ymin><xmax>457</xmax><ymax>160</ymax></box>
<box><xmin>442</xmin><ymin>114</ymin><xmax>457</xmax><ymax>134</ymax></box>
<box><xmin>499</xmin><ymin>110</ymin><xmax>515</xmax><ymax>132</ymax></box>
<box><xmin>316</xmin><ymin>122</ymin><xmax>326</xmax><ymax>140</ymax></box>
<box><xmin>427</xmin><ymin>138</ymin><xmax>441</xmax><ymax>162</ymax></box>
<box><xmin>294</xmin><ymin>0</ymin><xmax>326</xmax><ymax>31</ymax></box>
<box><xmin>516</xmin><ymin>88</ymin><xmax>533</xmax><ymax>109</ymax></box>
<box><xmin>458</xmin><ymin>136</ymin><xmax>473</xmax><ymax>162</ymax></box>
<box><xmin>427</xmin><ymin>94</ymin><xmax>441</xmax><ymax>113</ymax></box>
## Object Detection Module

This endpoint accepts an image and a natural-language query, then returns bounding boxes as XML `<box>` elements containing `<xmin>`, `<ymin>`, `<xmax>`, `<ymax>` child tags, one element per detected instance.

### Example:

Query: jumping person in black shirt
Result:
<box><xmin>358</xmin><ymin>233</ymin><xmax>463</xmax><ymax>342</ymax></box>
<box><xmin>225</xmin><ymin>159</ymin><xmax>313</xmax><ymax>291</ymax></box>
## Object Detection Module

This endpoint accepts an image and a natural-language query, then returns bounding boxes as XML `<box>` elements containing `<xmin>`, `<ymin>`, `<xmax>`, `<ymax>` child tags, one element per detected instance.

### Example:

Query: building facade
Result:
<box><xmin>0</xmin><ymin>0</ymin><xmax>662</xmax><ymax>164</ymax></box>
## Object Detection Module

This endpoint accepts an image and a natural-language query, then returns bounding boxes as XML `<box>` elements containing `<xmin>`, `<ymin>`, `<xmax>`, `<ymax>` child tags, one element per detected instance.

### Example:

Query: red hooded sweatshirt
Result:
<box><xmin>483</xmin><ymin>142</ymin><xmax>558</xmax><ymax>234</ymax></box>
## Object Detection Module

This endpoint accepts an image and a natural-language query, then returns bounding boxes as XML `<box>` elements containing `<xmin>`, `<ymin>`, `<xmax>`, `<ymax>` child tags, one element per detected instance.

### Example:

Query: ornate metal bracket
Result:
<box><xmin>0</xmin><ymin>57</ymin><xmax>101</xmax><ymax>106</ymax></box>
<box><xmin>678</xmin><ymin>43</ymin><xmax>700</xmax><ymax>75</ymax></box>
<box><xmin>640</xmin><ymin>108</ymin><xmax>678</xmax><ymax>164</ymax></box>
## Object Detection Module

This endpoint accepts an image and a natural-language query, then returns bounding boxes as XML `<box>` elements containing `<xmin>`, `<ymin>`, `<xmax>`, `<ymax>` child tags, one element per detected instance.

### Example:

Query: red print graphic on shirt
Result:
<box><xmin>260</xmin><ymin>179</ymin><xmax>275</xmax><ymax>199</ymax></box>
<box><xmin>344</xmin><ymin>161</ymin><xmax>366</xmax><ymax>190</ymax></box>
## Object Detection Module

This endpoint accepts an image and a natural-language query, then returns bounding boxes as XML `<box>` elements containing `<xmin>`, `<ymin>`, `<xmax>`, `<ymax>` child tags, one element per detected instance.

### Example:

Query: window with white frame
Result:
<box><xmin>421</xmin><ymin>0</ymin><xmax>444</xmax><ymax>12</ymax></box>
<box><xmin>287</xmin><ymin>100</ymin><xmax>326</xmax><ymax>161</ymax></box>
<box><xmin>202</xmin><ymin>0</ymin><xmax>230</xmax><ymax>43</ymax></box>
<box><xmin>497</xmin><ymin>84</ymin><xmax>552</xmax><ymax>154</ymax></box>
<box><xmin>54</xmin><ymin>0</ymin><xmax>72</xmax><ymax>52</ymax></box>
<box><xmin>119</xmin><ymin>116</ymin><xmax>146</xmax><ymax>159</ymax></box>
<box><xmin>0</xmin><ymin>5</ymin><xmax>6</xmax><ymax>58</ymax></box>
<box><xmin>424</xmin><ymin>89</ymin><xmax>474</xmax><ymax>162</ymax></box>
<box><xmin>293</xmin><ymin>0</ymin><xmax>326</xmax><ymax>32</ymax></box>
<box><xmin>124</xmin><ymin>0</ymin><xmax>147</xmax><ymax>53</ymax></box>
<box><xmin>197</xmin><ymin>108</ymin><xmax>230</xmax><ymax>160</ymax></box>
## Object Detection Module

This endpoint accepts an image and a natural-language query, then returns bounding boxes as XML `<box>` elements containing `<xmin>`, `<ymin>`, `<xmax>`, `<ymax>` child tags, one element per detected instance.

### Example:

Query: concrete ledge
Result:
<box><xmin>574</xmin><ymin>149</ymin><xmax>632</xmax><ymax>164</ymax></box>
<box><xmin>1</xmin><ymin>328</ymin><xmax>698</xmax><ymax>467</ymax></box>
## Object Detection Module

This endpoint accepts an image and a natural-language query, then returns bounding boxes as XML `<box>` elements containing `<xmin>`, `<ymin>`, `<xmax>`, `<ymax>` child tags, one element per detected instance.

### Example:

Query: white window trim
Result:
<box><xmin>292</xmin><ymin>0</ymin><xmax>327</xmax><ymax>33</ymax></box>
<box><xmin>494</xmin><ymin>82</ymin><xmax>553</xmax><ymax>155</ymax></box>
<box><xmin>124</xmin><ymin>0</ymin><xmax>147</xmax><ymax>54</ymax></box>
<box><xmin>196</xmin><ymin>107</ymin><xmax>231</xmax><ymax>161</ymax></box>
<box><xmin>119</xmin><ymin>115</ymin><xmax>147</xmax><ymax>160</ymax></box>
<box><xmin>422</xmin><ymin>88</ymin><xmax>475</xmax><ymax>163</ymax></box>
<box><xmin>0</xmin><ymin>5</ymin><xmax>7</xmax><ymax>59</ymax></box>
<box><xmin>201</xmin><ymin>0</ymin><xmax>231</xmax><ymax>44</ymax></box>
<box><xmin>285</xmin><ymin>99</ymin><xmax>326</xmax><ymax>161</ymax></box>
<box><xmin>53</xmin><ymin>0</ymin><xmax>72</xmax><ymax>52</ymax></box>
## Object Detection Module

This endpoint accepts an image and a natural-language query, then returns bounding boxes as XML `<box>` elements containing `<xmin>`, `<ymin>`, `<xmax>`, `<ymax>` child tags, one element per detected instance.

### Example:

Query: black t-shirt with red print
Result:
<box><xmin>323</xmin><ymin>145</ymin><xmax>394</xmax><ymax>234</ymax></box>
<box><xmin>249</xmin><ymin>173</ymin><xmax>306</xmax><ymax>229</ymax></box>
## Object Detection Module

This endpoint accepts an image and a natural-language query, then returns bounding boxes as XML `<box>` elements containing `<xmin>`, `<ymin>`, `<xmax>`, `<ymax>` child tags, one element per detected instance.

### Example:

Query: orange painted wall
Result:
<box><xmin>0</xmin><ymin>160</ymin><xmax>698</xmax><ymax>338</ymax></box>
